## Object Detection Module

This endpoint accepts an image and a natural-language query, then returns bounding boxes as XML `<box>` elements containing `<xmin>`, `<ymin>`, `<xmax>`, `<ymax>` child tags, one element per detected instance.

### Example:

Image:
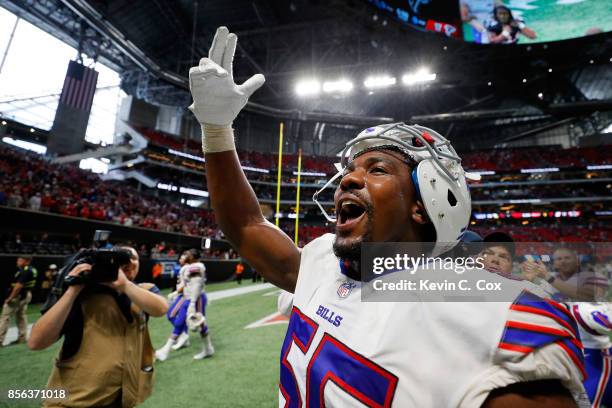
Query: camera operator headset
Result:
<box><xmin>28</xmin><ymin>244</ymin><xmax>168</xmax><ymax>408</ymax></box>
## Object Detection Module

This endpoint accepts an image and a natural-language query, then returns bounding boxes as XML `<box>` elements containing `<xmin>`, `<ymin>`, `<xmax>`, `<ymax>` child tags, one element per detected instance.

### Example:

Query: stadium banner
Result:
<box><xmin>48</xmin><ymin>60</ymin><xmax>98</xmax><ymax>156</ymax></box>
<box><xmin>366</xmin><ymin>0</ymin><xmax>462</xmax><ymax>38</ymax></box>
<box><xmin>361</xmin><ymin>242</ymin><xmax>611</xmax><ymax>302</ymax></box>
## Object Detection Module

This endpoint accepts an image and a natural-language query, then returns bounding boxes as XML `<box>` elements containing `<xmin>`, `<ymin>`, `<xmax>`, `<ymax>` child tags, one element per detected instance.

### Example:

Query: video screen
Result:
<box><xmin>366</xmin><ymin>0</ymin><xmax>463</xmax><ymax>38</ymax></box>
<box><xmin>461</xmin><ymin>0</ymin><xmax>612</xmax><ymax>44</ymax></box>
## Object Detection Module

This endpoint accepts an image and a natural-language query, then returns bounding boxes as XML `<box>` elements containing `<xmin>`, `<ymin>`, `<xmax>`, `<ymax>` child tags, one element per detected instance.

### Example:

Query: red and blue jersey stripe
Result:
<box><xmin>499</xmin><ymin>290</ymin><xmax>586</xmax><ymax>379</ymax></box>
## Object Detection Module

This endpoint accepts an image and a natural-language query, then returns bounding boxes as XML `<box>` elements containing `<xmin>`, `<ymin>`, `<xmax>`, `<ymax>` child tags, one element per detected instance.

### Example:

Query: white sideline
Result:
<box><xmin>208</xmin><ymin>282</ymin><xmax>275</xmax><ymax>301</ymax></box>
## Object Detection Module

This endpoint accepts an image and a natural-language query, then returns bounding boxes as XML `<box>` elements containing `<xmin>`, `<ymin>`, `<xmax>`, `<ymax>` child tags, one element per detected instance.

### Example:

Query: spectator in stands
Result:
<box><xmin>28</xmin><ymin>192</ymin><xmax>41</xmax><ymax>211</ymax></box>
<box><xmin>14</xmin><ymin>233</ymin><xmax>23</xmax><ymax>250</ymax></box>
<box><xmin>7</xmin><ymin>188</ymin><xmax>23</xmax><ymax>208</ymax></box>
<box><xmin>40</xmin><ymin>192</ymin><xmax>55</xmax><ymax>212</ymax></box>
<box><xmin>479</xmin><ymin>232</ymin><xmax>515</xmax><ymax>277</ymax></box>
<box><xmin>0</xmin><ymin>256</ymin><xmax>38</xmax><ymax>346</ymax></box>
<box><xmin>521</xmin><ymin>247</ymin><xmax>608</xmax><ymax>301</ymax></box>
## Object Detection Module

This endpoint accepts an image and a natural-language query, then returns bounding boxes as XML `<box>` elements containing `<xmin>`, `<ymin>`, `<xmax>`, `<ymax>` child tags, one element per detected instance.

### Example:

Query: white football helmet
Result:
<box><xmin>313</xmin><ymin>122</ymin><xmax>473</xmax><ymax>257</ymax></box>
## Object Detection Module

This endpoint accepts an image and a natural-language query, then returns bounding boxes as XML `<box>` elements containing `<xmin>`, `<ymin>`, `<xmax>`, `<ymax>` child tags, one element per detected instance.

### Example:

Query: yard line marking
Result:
<box><xmin>245</xmin><ymin>312</ymin><xmax>289</xmax><ymax>329</ymax></box>
<box><xmin>208</xmin><ymin>283</ymin><xmax>275</xmax><ymax>301</ymax></box>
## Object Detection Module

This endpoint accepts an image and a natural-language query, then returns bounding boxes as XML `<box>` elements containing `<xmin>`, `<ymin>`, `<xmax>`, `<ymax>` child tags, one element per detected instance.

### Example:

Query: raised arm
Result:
<box><xmin>189</xmin><ymin>27</ymin><xmax>300</xmax><ymax>292</ymax></box>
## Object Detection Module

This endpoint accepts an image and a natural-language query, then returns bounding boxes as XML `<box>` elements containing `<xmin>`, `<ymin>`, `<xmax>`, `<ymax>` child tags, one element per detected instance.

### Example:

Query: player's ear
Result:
<box><xmin>410</xmin><ymin>200</ymin><xmax>430</xmax><ymax>225</ymax></box>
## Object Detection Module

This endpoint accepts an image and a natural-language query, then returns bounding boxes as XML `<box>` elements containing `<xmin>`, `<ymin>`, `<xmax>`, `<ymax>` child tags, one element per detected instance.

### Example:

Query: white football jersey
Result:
<box><xmin>278</xmin><ymin>290</ymin><xmax>294</xmax><ymax>318</ymax></box>
<box><xmin>549</xmin><ymin>272</ymin><xmax>610</xmax><ymax>350</ymax></box>
<box><xmin>569</xmin><ymin>303</ymin><xmax>612</xmax><ymax>350</ymax></box>
<box><xmin>178</xmin><ymin>262</ymin><xmax>207</xmax><ymax>286</ymax></box>
<box><xmin>280</xmin><ymin>234</ymin><xmax>585</xmax><ymax>407</ymax></box>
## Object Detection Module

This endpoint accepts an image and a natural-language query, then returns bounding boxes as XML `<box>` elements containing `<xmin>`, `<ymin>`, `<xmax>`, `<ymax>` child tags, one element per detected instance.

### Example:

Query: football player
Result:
<box><xmin>188</xmin><ymin>26</ymin><xmax>585</xmax><ymax>406</ymax></box>
<box><xmin>167</xmin><ymin>251</ymin><xmax>190</xmax><ymax>350</ymax></box>
<box><xmin>156</xmin><ymin>249</ymin><xmax>214</xmax><ymax>361</ymax></box>
<box><xmin>522</xmin><ymin>248</ymin><xmax>611</xmax><ymax>407</ymax></box>
<box><xmin>571</xmin><ymin>303</ymin><xmax>612</xmax><ymax>407</ymax></box>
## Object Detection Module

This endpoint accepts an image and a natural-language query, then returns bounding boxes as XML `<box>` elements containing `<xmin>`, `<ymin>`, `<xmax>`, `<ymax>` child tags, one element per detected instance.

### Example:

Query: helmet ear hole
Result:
<box><xmin>447</xmin><ymin>189</ymin><xmax>458</xmax><ymax>207</ymax></box>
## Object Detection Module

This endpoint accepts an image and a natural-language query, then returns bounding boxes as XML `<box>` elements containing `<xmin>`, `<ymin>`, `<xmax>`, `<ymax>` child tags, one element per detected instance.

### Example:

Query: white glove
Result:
<box><xmin>188</xmin><ymin>26</ymin><xmax>265</xmax><ymax>152</ymax></box>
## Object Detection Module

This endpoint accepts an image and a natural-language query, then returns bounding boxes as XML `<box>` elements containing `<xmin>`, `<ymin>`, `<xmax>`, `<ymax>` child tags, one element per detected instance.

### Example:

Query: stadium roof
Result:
<box><xmin>1</xmin><ymin>0</ymin><xmax>611</xmax><ymax>149</ymax></box>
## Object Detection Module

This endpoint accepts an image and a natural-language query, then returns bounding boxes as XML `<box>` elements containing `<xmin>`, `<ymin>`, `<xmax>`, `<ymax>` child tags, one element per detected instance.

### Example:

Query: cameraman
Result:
<box><xmin>28</xmin><ymin>246</ymin><xmax>168</xmax><ymax>407</ymax></box>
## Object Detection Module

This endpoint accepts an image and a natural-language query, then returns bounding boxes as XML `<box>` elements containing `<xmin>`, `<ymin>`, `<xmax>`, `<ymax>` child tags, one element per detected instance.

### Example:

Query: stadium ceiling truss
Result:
<box><xmin>1</xmin><ymin>0</ymin><xmax>611</xmax><ymax>149</ymax></box>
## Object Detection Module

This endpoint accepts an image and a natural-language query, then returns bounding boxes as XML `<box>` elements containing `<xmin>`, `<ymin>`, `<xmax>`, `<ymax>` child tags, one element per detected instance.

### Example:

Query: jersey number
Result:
<box><xmin>280</xmin><ymin>307</ymin><xmax>398</xmax><ymax>408</ymax></box>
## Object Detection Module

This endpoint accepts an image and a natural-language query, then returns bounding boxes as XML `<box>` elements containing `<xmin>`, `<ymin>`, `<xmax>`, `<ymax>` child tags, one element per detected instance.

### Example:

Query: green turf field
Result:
<box><xmin>0</xmin><ymin>281</ymin><xmax>287</xmax><ymax>408</ymax></box>
<box><xmin>509</xmin><ymin>0</ymin><xmax>612</xmax><ymax>43</ymax></box>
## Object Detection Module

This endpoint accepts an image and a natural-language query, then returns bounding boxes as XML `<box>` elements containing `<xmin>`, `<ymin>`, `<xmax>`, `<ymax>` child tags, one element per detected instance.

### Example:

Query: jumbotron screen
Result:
<box><xmin>461</xmin><ymin>0</ymin><xmax>612</xmax><ymax>44</ymax></box>
<box><xmin>366</xmin><ymin>0</ymin><xmax>463</xmax><ymax>38</ymax></box>
<box><xmin>367</xmin><ymin>0</ymin><xmax>612</xmax><ymax>44</ymax></box>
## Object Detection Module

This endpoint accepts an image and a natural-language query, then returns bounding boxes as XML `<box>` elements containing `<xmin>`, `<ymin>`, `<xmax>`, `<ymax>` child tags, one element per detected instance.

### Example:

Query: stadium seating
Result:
<box><xmin>142</xmin><ymin>127</ymin><xmax>611</xmax><ymax>173</ymax></box>
<box><xmin>1</xmin><ymin>142</ymin><xmax>609</xmax><ymax>247</ymax></box>
<box><xmin>0</xmin><ymin>146</ymin><xmax>219</xmax><ymax>238</ymax></box>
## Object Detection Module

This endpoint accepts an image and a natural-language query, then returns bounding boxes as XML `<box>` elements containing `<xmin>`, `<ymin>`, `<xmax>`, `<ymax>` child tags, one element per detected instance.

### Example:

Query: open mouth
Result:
<box><xmin>337</xmin><ymin>199</ymin><xmax>367</xmax><ymax>227</ymax></box>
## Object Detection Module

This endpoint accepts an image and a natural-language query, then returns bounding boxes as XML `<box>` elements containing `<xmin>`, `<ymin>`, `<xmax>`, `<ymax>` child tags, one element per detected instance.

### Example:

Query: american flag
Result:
<box><xmin>58</xmin><ymin>60</ymin><xmax>99</xmax><ymax>112</ymax></box>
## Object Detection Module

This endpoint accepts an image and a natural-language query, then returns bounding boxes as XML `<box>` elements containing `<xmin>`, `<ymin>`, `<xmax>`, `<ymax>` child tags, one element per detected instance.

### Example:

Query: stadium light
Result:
<box><xmin>520</xmin><ymin>167</ymin><xmax>559</xmax><ymax>173</ymax></box>
<box><xmin>468</xmin><ymin>170</ymin><xmax>496</xmax><ymax>176</ymax></box>
<box><xmin>242</xmin><ymin>166</ymin><xmax>269</xmax><ymax>173</ymax></box>
<box><xmin>181</xmin><ymin>199</ymin><xmax>205</xmax><ymax>208</ymax></box>
<box><xmin>509</xmin><ymin>198</ymin><xmax>542</xmax><ymax>204</ymax></box>
<box><xmin>179</xmin><ymin>187</ymin><xmax>209</xmax><ymax>197</ymax></box>
<box><xmin>402</xmin><ymin>68</ymin><xmax>436</xmax><ymax>86</ymax></box>
<box><xmin>2</xmin><ymin>136</ymin><xmax>46</xmax><ymax>154</ymax></box>
<box><xmin>322</xmin><ymin>79</ymin><xmax>353</xmax><ymax>94</ymax></box>
<box><xmin>168</xmin><ymin>148</ymin><xmax>205</xmax><ymax>163</ymax></box>
<box><xmin>295</xmin><ymin>79</ymin><xmax>321</xmax><ymax>96</ymax></box>
<box><xmin>79</xmin><ymin>158</ymin><xmax>108</xmax><ymax>174</ymax></box>
<box><xmin>157</xmin><ymin>183</ymin><xmax>178</xmax><ymax>192</ymax></box>
<box><xmin>157</xmin><ymin>183</ymin><xmax>209</xmax><ymax>197</ymax></box>
<box><xmin>587</xmin><ymin>164</ymin><xmax>612</xmax><ymax>170</ymax></box>
<box><xmin>364</xmin><ymin>75</ymin><xmax>396</xmax><ymax>89</ymax></box>
<box><xmin>294</xmin><ymin>171</ymin><xmax>326</xmax><ymax>177</ymax></box>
